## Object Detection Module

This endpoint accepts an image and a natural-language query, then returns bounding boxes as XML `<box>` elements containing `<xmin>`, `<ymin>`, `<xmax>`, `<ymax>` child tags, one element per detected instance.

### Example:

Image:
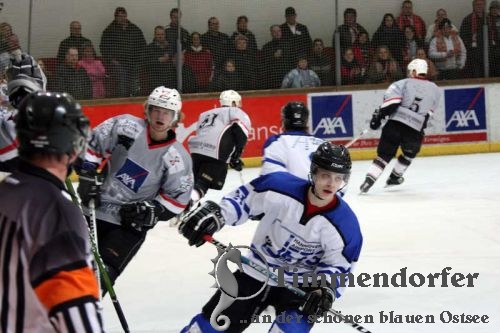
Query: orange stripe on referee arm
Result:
<box><xmin>34</xmin><ymin>267</ymin><xmax>99</xmax><ymax>310</ymax></box>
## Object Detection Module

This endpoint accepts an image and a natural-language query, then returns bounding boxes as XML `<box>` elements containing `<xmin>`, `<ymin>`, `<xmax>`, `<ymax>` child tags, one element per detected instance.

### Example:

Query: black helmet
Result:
<box><xmin>16</xmin><ymin>91</ymin><xmax>90</xmax><ymax>157</ymax></box>
<box><xmin>281</xmin><ymin>101</ymin><xmax>309</xmax><ymax>130</ymax></box>
<box><xmin>6</xmin><ymin>53</ymin><xmax>46</xmax><ymax>108</ymax></box>
<box><xmin>310</xmin><ymin>142</ymin><xmax>352</xmax><ymax>175</ymax></box>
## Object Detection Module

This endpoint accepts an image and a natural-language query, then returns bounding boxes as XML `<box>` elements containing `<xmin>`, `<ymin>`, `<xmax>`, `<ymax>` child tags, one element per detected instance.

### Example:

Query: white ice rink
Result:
<box><xmin>100</xmin><ymin>152</ymin><xmax>500</xmax><ymax>333</ymax></box>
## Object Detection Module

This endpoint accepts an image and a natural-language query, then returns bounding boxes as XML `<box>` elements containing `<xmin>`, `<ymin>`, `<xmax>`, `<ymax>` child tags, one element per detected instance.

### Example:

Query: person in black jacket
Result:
<box><xmin>55</xmin><ymin>47</ymin><xmax>92</xmax><ymax>100</ymax></box>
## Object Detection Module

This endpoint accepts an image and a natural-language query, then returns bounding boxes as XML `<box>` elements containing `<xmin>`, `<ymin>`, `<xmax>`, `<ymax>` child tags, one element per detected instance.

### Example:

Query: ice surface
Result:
<box><xmin>98</xmin><ymin>152</ymin><xmax>500</xmax><ymax>333</ymax></box>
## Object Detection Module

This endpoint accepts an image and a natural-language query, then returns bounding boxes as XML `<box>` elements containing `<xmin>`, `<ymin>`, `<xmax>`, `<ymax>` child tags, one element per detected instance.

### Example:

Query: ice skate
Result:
<box><xmin>359</xmin><ymin>177</ymin><xmax>375</xmax><ymax>194</ymax></box>
<box><xmin>385</xmin><ymin>173</ymin><xmax>404</xmax><ymax>187</ymax></box>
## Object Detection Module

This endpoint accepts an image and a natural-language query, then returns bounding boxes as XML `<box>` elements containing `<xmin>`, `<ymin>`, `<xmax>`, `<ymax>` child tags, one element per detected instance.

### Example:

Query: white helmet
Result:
<box><xmin>219</xmin><ymin>90</ymin><xmax>242</xmax><ymax>107</ymax></box>
<box><xmin>146</xmin><ymin>86</ymin><xmax>182</xmax><ymax>123</ymax></box>
<box><xmin>407</xmin><ymin>59</ymin><xmax>428</xmax><ymax>76</ymax></box>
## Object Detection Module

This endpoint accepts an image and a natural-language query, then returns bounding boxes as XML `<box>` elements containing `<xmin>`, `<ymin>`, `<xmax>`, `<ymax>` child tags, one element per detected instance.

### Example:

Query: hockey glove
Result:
<box><xmin>117</xmin><ymin>134</ymin><xmax>135</xmax><ymax>150</ymax></box>
<box><xmin>120</xmin><ymin>201</ymin><xmax>163</xmax><ymax>232</ymax></box>
<box><xmin>178</xmin><ymin>200</ymin><xmax>225</xmax><ymax>247</ymax></box>
<box><xmin>300</xmin><ymin>286</ymin><xmax>335</xmax><ymax>317</ymax></box>
<box><xmin>369</xmin><ymin>108</ymin><xmax>382</xmax><ymax>130</ymax></box>
<box><xmin>77</xmin><ymin>167</ymin><xmax>104</xmax><ymax>208</ymax></box>
<box><xmin>229</xmin><ymin>158</ymin><xmax>244</xmax><ymax>171</ymax></box>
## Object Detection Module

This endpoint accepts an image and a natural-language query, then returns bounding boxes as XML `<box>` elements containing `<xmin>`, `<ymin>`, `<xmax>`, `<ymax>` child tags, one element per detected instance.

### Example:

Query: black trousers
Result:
<box><xmin>200</xmin><ymin>270</ymin><xmax>310</xmax><ymax>333</ymax></box>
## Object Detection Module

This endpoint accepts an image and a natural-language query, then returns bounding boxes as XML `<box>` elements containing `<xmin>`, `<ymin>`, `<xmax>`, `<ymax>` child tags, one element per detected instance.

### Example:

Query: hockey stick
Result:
<box><xmin>65</xmin><ymin>178</ymin><xmax>131</xmax><ymax>333</ymax></box>
<box><xmin>203</xmin><ymin>235</ymin><xmax>373</xmax><ymax>333</ymax></box>
<box><xmin>344</xmin><ymin>129</ymin><xmax>369</xmax><ymax>148</ymax></box>
<box><xmin>88</xmin><ymin>199</ymin><xmax>102</xmax><ymax>298</ymax></box>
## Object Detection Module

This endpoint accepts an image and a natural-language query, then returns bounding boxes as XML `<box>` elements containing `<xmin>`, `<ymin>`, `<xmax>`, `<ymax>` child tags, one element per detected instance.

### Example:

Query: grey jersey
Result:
<box><xmin>0</xmin><ymin>108</ymin><xmax>17</xmax><ymax>162</ymax></box>
<box><xmin>83</xmin><ymin>114</ymin><xmax>194</xmax><ymax>225</ymax></box>
<box><xmin>188</xmin><ymin>106</ymin><xmax>251</xmax><ymax>161</ymax></box>
<box><xmin>381</xmin><ymin>78</ymin><xmax>441</xmax><ymax>132</ymax></box>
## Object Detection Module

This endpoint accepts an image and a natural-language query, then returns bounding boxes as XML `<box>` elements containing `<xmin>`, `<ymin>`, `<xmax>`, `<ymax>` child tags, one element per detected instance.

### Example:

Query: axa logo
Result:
<box><xmin>445</xmin><ymin>109</ymin><xmax>479</xmax><ymax>128</ymax></box>
<box><xmin>310</xmin><ymin>94</ymin><xmax>353</xmax><ymax>138</ymax></box>
<box><xmin>115</xmin><ymin>159</ymin><xmax>149</xmax><ymax>192</ymax></box>
<box><xmin>312</xmin><ymin>117</ymin><xmax>347</xmax><ymax>136</ymax></box>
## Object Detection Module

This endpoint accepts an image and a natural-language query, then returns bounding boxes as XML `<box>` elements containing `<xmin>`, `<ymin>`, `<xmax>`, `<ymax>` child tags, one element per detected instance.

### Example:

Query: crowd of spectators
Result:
<box><xmin>1</xmin><ymin>0</ymin><xmax>499</xmax><ymax>99</ymax></box>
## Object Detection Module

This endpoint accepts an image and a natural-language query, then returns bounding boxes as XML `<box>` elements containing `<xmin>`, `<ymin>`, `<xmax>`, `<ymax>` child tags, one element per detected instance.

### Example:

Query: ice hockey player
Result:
<box><xmin>187</xmin><ymin>89</ymin><xmax>251</xmax><ymax>203</ymax></box>
<box><xmin>0</xmin><ymin>91</ymin><xmax>104</xmax><ymax>332</ymax></box>
<box><xmin>261</xmin><ymin>101</ymin><xmax>324</xmax><ymax>179</ymax></box>
<box><xmin>0</xmin><ymin>53</ymin><xmax>46</xmax><ymax>172</ymax></box>
<box><xmin>77</xmin><ymin>86</ymin><xmax>193</xmax><ymax>287</ymax></box>
<box><xmin>360</xmin><ymin>58</ymin><xmax>441</xmax><ymax>193</ymax></box>
<box><xmin>179</xmin><ymin>142</ymin><xmax>362</xmax><ymax>332</ymax></box>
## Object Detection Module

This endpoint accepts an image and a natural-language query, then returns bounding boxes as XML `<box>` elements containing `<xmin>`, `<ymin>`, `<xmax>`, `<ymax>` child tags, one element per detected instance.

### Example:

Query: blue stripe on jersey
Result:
<box><xmin>250</xmin><ymin>172</ymin><xmax>308</xmax><ymax>204</ymax></box>
<box><xmin>322</xmin><ymin>199</ymin><xmax>363</xmax><ymax>263</ymax></box>
<box><xmin>262</xmin><ymin>157</ymin><xmax>286</xmax><ymax>168</ymax></box>
<box><xmin>262</xmin><ymin>131</ymin><xmax>313</xmax><ymax>150</ymax></box>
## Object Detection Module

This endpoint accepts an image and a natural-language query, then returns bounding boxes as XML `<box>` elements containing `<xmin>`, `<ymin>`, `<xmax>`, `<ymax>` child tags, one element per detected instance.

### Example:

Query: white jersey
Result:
<box><xmin>0</xmin><ymin>108</ymin><xmax>17</xmax><ymax>163</ymax></box>
<box><xmin>260</xmin><ymin>131</ymin><xmax>324</xmax><ymax>180</ymax></box>
<box><xmin>381</xmin><ymin>77</ymin><xmax>441</xmax><ymax>132</ymax></box>
<box><xmin>188</xmin><ymin>106</ymin><xmax>251</xmax><ymax>161</ymax></box>
<box><xmin>83</xmin><ymin>114</ymin><xmax>194</xmax><ymax>225</ymax></box>
<box><xmin>220</xmin><ymin>172</ymin><xmax>363</xmax><ymax>298</ymax></box>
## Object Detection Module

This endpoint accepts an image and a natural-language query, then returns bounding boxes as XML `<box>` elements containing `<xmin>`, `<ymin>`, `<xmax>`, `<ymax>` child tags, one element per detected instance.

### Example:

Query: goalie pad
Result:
<box><xmin>178</xmin><ymin>200</ymin><xmax>225</xmax><ymax>247</ymax></box>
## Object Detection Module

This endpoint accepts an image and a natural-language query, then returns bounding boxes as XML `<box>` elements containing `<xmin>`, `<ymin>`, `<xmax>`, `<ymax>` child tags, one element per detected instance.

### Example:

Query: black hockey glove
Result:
<box><xmin>369</xmin><ymin>108</ymin><xmax>382</xmax><ymax>130</ymax></box>
<box><xmin>229</xmin><ymin>158</ymin><xmax>244</xmax><ymax>171</ymax></box>
<box><xmin>77</xmin><ymin>167</ymin><xmax>104</xmax><ymax>208</ymax></box>
<box><xmin>300</xmin><ymin>286</ymin><xmax>335</xmax><ymax>317</ymax></box>
<box><xmin>178</xmin><ymin>200</ymin><xmax>225</xmax><ymax>247</ymax></box>
<box><xmin>117</xmin><ymin>134</ymin><xmax>135</xmax><ymax>150</ymax></box>
<box><xmin>120</xmin><ymin>201</ymin><xmax>164</xmax><ymax>232</ymax></box>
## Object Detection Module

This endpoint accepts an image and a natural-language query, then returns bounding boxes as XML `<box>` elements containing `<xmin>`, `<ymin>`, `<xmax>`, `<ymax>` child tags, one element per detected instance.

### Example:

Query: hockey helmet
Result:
<box><xmin>281</xmin><ymin>101</ymin><xmax>309</xmax><ymax>130</ymax></box>
<box><xmin>6</xmin><ymin>53</ymin><xmax>47</xmax><ymax>108</ymax></box>
<box><xmin>407</xmin><ymin>58</ymin><xmax>428</xmax><ymax>76</ymax></box>
<box><xmin>310</xmin><ymin>142</ymin><xmax>352</xmax><ymax>175</ymax></box>
<box><xmin>146</xmin><ymin>86</ymin><xmax>182</xmax><ymax>123</ymax></box>
<box><xmin>219</xmin><ymin>90</ymin><xmax>242</xmax><ymax>107</ymax></box>
<box><xmin>16</xmin><ymin>91</ymin><xmax>90</xmax><ymax>157</ymax></box>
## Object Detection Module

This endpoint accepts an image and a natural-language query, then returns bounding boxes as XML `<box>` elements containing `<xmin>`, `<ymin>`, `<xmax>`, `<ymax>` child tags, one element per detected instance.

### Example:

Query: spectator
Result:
<box><xmin>425</xmin><ymin>9</ymin><xmax>458</xmax><ymax>44</ymax></box>
<box><xmin>227</xmin><ymin>34</ymin><xmax>257</xmax><ymax>90</ymax></box>
<box><xmin>352</xmin><ymin>31</ymin><xmax>373</xmax><ymax>75</ymax></box>
<box><xmin>396</xmin><ymin>0</ymin><xmax>426</xmax><ymax>40</ymax></box>
<box><xmin>165</xmin><ymin>8</ymin><xmax>190</xmax><ymax>54</ymax></box>
<box><xmin>416</xmin><ymin>47</ymin><xmax>439</xmax><ymax>81</ymax></box>
<box><xmin>56</xmin><ymin>21</ymin><xmax>91</xmax><ymax>63</ymax></box>
<box><xmin>144</xmin><ymin>25</ymin><xmax>172</xmax><ymax>94</ymax></box>
<box><xmin>78</xmin><ymin>41</ymin><xmax>106</xmax><ymax>99</ymax></box>
<box><xmin>281</xmin><ymin>55</ymin><xmax>321</xmax><ymax>88</ymax></box>
<box><xmin>166</xmin><ymin>51</ymin><xmax>198</xmax><ymax>93</ymax></box>
<box><xmin>402</xmin><ymin>25</ymin><xmax>425</xmax><ymax>69</ymax></box>
<box><xmin>260</xmin><ymin>24</ymin><xmax>293</xmax><ymax>89</ymax></box>
<box><xmin>0</xmin><ymin>22</ymin><xmax>13</xmax><ymax>53</ymax></box>
<box><xmin>55</xmin><ymin>47</ymin><xmax>92</xmax><ymax>100</ymax></box>
<box><xmin>341</xmin><ymin>48</ymin><xmax>365</xmax><ymax>85</ymax></box>
<box><xmin>429</xmin><ymin>18</ymin><xmax>466</xmax><ymax>80</ymax></box>
<box><xmin>201</xmin><ymin>16</ymin><xmax>231</xmax><ymax>72</ymax></box>
<box><xmin>100</xmin><ymin>7</ymin><xmax>147</xmax><ymax>97</ymax></box>
<box><xmin>460</xmin><ymin>0</ymin><xmax>487</xmax><ymax>78</ymax></box>
<box><xmin>0</xmin><ymin>33</ymin><xmax>23</xmax><ymax>76</ymax></box>
<box><xmin>280</xmin><ymin>7</ymin><xmax>313</xmax><ymax>62</ymax></box>
<box><xmin>488</xmin><ymin>0</ymin><xmax>500</xmax><ymax>77</ymax></box>
<box><xmin>230</xmin><ymin>15</ymin><xmax>258</xmax><ymax>51</ymax></box>
<box><xmin>372</xmin><ymin>13</ymin><xmax>405</xmax><ymax>64</ymax></box>
<box><xmin>184</xmin><ymin>31</ymin><xmax>214</xmax><ymax>92</ymax></box>
<box><xmin>210</xmin><ymin>59</ymin><xmax>245</xmax><ymax>92</ymax></box>
<box><xmin>366</xmin><ymin>45</ymin><xmax>404</xmax><ymax>83</ymax></box>
<box><xmin>308</xmin><ymin>38</ymin><xmax>334</xmax><ymax>86</ymax></box>
<box><xmin>334</xmin><ymin>8</ymin><xmax>369</xmax><ymax>52</ymax></box>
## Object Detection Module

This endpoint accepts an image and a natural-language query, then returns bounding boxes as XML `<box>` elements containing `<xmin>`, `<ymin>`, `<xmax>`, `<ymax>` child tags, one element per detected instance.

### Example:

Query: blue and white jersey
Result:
<box><xmin>219</xmin><ymin>172</ymin><xmax>362</xmax><ymax>298</ymax></box>
<box><xmin>261</xmin><ymin>131</ymin><xmax>324</xmax><ymax>180</ymax></box>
